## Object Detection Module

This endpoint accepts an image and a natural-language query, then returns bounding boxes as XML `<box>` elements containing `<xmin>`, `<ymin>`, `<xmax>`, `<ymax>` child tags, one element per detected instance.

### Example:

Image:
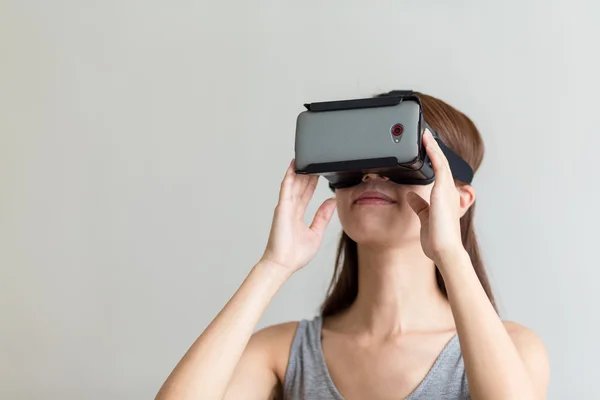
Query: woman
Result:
<box><xmin>155</xmin><ymin>92</ymin><xmax>550</xmax><ymax>400</ymax></box>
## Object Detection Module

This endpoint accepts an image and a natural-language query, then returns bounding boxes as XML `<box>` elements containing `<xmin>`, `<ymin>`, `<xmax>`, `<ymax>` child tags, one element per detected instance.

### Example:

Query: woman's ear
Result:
<box><xmin>457</xmin><ymin>184</ymin><xmax>476</xmax><ymax>217</ymax></box>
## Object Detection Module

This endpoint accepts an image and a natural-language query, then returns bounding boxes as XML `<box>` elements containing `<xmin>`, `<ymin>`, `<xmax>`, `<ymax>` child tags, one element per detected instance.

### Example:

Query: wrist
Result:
<box><xmin>254</xmin><ymin>259</ymin><xmax>294</xmax><ymax>283</ymax></box>
<box><xmin>434</xmin><ymin>247</ymin><xmax>471</xmax><ymax>274</ymax></box>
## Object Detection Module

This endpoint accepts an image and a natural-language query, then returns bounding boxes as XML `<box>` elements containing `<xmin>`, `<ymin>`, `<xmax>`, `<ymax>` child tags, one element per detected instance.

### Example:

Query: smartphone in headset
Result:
<box><xmin>294</xmin><ymin>91</ymin><xmax>473</xmax><ymax>190</ymax></box>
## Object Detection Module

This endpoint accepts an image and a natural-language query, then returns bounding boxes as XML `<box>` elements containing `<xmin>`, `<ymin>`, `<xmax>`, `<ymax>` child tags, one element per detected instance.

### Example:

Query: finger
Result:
<box><xmin>279</xmin><ymin>159</ymin><xmax>296</xmax><ymax>202</ymax></box>
<box><xmin>300</xmin><ymin>175</ymin><xmax>319</xmax><ymax>207</ymax></box>
<box><xmin>297</xmin><ymin>173</ymin><xmax>308</xmax><ymax>194</ymax></box>
<box><xmin>406</xmin><ymin>192</ymin><xmax>429</xmax><ymax>222</ymax></box>
<box><xmin>292</xmin><ymin>170</ymin><xmax>307</xmax><ymax>198</ymax></box>
<box><xmin>309</xmin><ymin>198</ymin><xmax>337</xmax><ymax>236</ymax></box>
<box><xmin>424</xmin><ymin>130</ymin><xmax>453</xmax><ymax>183</ymax></box>
<box><xmin>295</xmin><ymin>173</ymin><xmax>313</xmax><ymax>200</ymax></box>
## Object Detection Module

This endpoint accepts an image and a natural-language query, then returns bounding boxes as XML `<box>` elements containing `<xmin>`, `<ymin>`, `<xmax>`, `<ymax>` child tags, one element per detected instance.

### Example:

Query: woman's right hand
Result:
<box><xmin>260</xmin><ymin>159</ymin><xmax>337</xmax><ymax>275</ymax></box>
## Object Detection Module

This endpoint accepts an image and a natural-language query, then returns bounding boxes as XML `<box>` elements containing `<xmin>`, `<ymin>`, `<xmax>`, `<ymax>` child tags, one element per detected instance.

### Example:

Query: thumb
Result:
<box><xmin>310</xmin><ymin>198</ymin><xmax>337</xmax><ymax>235</ymax></box>
<box><xmin>406</xmin><ymin>192</ymin><xmax>429</xmax><ymax>222</ymax></box>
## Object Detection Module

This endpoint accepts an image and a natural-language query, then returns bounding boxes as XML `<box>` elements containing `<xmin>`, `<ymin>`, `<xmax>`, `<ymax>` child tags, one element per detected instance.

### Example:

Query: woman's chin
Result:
<box><xmin>345</xmin><ymin>225</ymin><xmax>419</xmax><ymax>248</ymax></box>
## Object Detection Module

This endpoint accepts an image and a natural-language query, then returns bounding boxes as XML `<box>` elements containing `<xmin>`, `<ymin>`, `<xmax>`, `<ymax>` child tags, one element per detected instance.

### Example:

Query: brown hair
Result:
<box><xmin>320</xmin><ymin>91</ymin><xmax>497</xmax><ymax>317</ymax></box>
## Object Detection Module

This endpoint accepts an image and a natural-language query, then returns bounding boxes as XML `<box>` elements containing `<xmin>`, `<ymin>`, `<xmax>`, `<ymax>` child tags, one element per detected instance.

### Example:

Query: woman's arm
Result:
<box><xmin>154</xmin><ymin>160</ymin><xmax>336</xmax><ymax>400</ymax></box>
<box><xmin>407</xmin><ymin>130</ymin><xmax>550</xmax><ymax>400</ymax></box>
<box><xmin>155</xmin><ymin>261</ymin><xmax>289</xmax><ymax>400</ymax></box>
<box><xmin>440</xmin><ymin>251</ymin><xmax>550</xmax><ymax>400</ymax></box>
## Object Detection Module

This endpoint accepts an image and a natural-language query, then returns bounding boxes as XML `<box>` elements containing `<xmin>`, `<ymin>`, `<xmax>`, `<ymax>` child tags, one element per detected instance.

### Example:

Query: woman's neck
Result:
<box><xmin>340</xmin><ymin>242</ymin><xmax>455</xmax><ymax>337</ymax></box>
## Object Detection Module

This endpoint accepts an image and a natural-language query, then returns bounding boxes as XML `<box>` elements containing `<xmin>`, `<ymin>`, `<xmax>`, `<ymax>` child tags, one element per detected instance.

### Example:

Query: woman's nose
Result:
<box><xmin>362</xmin><ymin>173</ymin><xmax>390</xmax><ymax>183</ymax></box>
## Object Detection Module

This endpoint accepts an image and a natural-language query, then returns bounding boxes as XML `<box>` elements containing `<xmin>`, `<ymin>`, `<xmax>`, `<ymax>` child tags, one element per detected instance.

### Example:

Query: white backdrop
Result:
<box><xmin>1</xmin><ymin>1</ymin><xmax>599</xmax><ymax>399</ymax></box>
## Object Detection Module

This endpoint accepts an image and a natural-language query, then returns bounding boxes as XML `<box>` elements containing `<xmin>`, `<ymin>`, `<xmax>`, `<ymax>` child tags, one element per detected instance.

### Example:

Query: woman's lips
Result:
<box><xmin>354</xmin><ymin>191</ymin><xmax>396</xmax><ymax>205</ymax></box>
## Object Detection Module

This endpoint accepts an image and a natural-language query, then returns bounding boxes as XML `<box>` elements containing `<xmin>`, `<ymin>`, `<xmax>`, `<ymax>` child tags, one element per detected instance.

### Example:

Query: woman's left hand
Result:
<box><xmin>406</xmin><ymin>129</ymin><xmax>467</xmax><ymax>265</ymax></box>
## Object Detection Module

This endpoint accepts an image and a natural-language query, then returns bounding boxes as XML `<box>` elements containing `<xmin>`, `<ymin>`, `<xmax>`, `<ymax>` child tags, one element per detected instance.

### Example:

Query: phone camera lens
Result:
<box><xmin>391</xmin><ymin>124</ymin><xmax>403</xmax><ymax>136</ymax></box>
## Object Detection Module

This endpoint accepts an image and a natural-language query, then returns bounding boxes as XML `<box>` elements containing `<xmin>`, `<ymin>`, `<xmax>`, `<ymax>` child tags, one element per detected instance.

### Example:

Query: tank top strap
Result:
<box><xmin>283</xmin><ymin>316</ymin><xmax>341</xmax><ymax>399</ymax></box>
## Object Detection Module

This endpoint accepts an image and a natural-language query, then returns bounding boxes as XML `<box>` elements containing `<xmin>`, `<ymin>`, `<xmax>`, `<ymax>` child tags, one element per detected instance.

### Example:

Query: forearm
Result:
<box><xmin>155</xmin><ymin>260</ymin><xmax>291</xmax><ymax>400</ymax></box>
<box><xmin>439</xmin><ymin>251</ymin><xmax>539</xmax><ymax>400</ymax></box>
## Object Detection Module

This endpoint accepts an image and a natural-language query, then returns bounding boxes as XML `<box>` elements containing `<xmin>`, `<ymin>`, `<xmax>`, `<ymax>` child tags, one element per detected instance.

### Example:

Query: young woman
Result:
<box><xmin>155</xmin><ymin>92</ymin><xmax>550</xmax><ymax>400</ymax></box>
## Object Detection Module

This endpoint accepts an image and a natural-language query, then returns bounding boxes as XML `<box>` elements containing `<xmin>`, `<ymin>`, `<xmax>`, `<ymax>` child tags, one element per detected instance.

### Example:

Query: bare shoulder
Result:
<box><xmin>250</xmin><ymin>321</ymin><xmax>300</xmax><ymax>379</ymax></box>
<box><xmin>253</xmin><ymin>321</ymin><xmax>300</xmax><ymax>342</ymax></box>
<box><xmin>225</xmin><ymin>322</ymin><xmax>298</xmax><ymax>399</ymax></box>
<box><xmin>502</xmin><ymin>320</ymin><xmax>546</xmax><ymax>350</ymax></box>
<box><xmin>225</xmin><ymin>322</ymin><xmax>300</xmax><ymax>400</ymax></box>
<box><xmin>250</xmin><ymin>321</ymin><xmax>300</xmax><ymax>355</ymax></box>
<box><xmin>502</xmin><ymin>321</ymin><xmax>550</xmax><ymax>388</ymax></box>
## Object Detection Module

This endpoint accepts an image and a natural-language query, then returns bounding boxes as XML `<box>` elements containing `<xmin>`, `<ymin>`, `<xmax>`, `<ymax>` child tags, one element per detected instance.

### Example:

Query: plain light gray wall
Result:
<box><xmin>1</xmin><ymin>1</ymin><xmax>599</xmax><ymax>398</ymax></box>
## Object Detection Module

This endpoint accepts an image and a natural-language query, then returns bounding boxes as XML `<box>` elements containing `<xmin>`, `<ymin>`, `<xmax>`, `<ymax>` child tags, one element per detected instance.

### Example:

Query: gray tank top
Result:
<box><xmin>283</xmin><ymin>316</ymin><xmax>470</xmax><ymax>399</ymax></box>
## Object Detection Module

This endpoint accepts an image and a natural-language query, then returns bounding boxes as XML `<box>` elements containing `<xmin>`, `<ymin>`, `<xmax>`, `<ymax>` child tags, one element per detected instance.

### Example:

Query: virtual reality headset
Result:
<box><xmin>294</xmin><ymin>90</ymin><xmax>474</xmax><ymax>190</ymax></box>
